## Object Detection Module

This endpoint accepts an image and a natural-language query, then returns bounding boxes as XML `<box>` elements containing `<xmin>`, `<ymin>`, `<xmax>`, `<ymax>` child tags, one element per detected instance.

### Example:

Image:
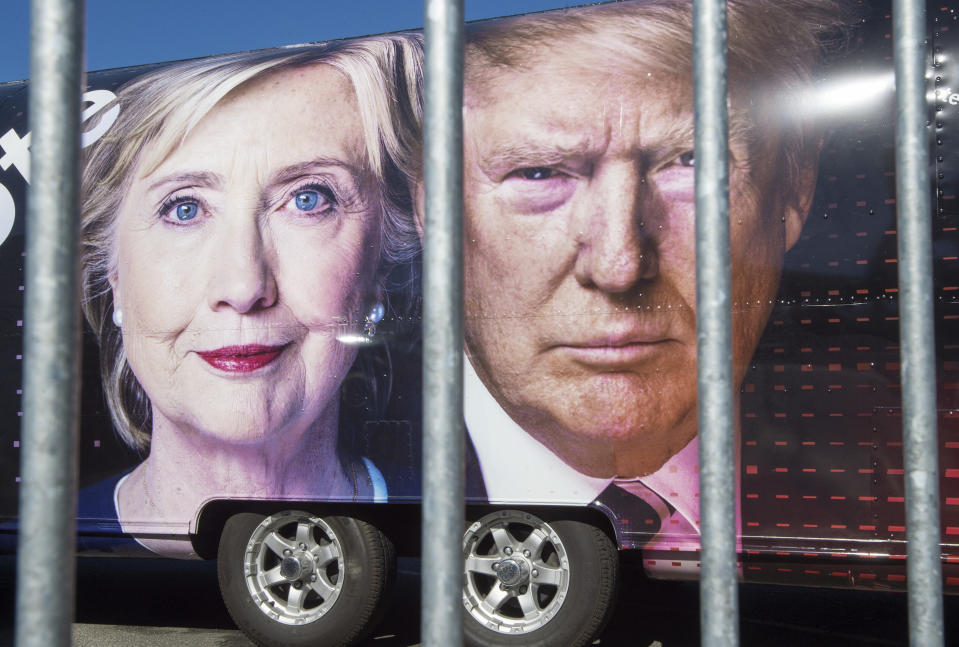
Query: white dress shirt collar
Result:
<box><xmin>464</xmin><ymin>356</ymin><xmax>701</xmax><ymax>515</ymax></box>
<box><xmin>464</xmin><ymin>356</ymin><xmax>610</xmax><ymax>504</ymax></box>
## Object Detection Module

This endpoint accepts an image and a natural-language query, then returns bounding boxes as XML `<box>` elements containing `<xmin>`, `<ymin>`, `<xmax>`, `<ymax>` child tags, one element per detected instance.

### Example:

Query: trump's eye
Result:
<box><xmin>517</xmin><ymin>167</ymin><xmax>556</xmax><ymax>180</ymax></box>
<box><xmin>158</xmin><ymin>194</ymin><xmax>204</xmax><ymax>226</ymax></box>
<box><xmin>500</xmin><ymin>165</ymin><xmax>575</xmax><ymax>213</ymax></box>
<box><xmin>655</xmin><ymin>150</ymin><xmax>695</xmax><ymax>201</ymax></box>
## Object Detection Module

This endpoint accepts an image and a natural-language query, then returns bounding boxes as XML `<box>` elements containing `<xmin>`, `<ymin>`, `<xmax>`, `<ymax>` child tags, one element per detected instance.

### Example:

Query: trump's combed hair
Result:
<box><xmin>81</xmin><ymin>35</ymin><xmax>424</xmax><ymax>452</ymax></box>
<box><xmin>465</xmin><ymin>0</ymin><xmax>851</xmax><ymax>213</ymax></box>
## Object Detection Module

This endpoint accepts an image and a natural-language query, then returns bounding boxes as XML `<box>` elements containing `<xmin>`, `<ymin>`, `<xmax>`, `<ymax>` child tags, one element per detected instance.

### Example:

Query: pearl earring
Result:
<box><xmin>112</xmin><ymin>308</ymin><xmax>123</xmax><ymax>327</ymax></box>
<box><xmin>363</xmin><ymin>302</ymin><xmax>385</xmax><ymax>339</ymax></box>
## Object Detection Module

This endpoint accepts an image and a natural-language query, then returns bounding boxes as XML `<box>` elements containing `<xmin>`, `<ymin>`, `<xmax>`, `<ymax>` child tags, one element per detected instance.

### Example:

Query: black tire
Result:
<box><xmin>217</xmin><ymin>511</ymin><xmax>395</xmax><ymax>647</ymax></box>
<box><xmin>462</xmin><ymin>510</ymin><xmax>619</xmax><ymax>647</ymax></box>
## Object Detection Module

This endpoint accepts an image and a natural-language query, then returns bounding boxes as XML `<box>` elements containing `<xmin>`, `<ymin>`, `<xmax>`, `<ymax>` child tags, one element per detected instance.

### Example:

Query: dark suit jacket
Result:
<box><xmin>465</xmin><ymin>432</ymin><xmax>488</xmax><ymax>501</ymax></box>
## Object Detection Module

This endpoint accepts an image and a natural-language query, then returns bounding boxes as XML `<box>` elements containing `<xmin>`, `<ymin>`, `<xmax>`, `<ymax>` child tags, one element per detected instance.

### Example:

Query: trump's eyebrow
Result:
<box><xmin>477</xmin><ymin>139</ymin><xmax>596</xmax><ymax>177</ymax></box>
<box><xmin>477</xmin><ymin>116</ymin><xmax>756</xmax><ymax>177</ymax></box>
<box><xmin>147</xmin><ymin>171</ymin><xmax>222</xmax><ymax>193</ymax></box>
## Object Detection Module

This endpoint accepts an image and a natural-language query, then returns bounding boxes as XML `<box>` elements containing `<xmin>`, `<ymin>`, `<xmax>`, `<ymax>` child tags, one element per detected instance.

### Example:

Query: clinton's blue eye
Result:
<box><xmin>158</xmin><ymin>195</ymin><xmax>203</xmax><ymax>225</ymax></box>
<box><xmin>174</xmin><ymin>202</ymin><xmax>199</xmax><ymax>221</ymax></box>
<box><xmin>288</xmin><ymin>183</ymin><xmax>336</xmax><ymax>216</ymax></box>
<box><xmin>294</xmin><ymin>190</ymin><xmax>320</xmax><ymax>211</ymax></box>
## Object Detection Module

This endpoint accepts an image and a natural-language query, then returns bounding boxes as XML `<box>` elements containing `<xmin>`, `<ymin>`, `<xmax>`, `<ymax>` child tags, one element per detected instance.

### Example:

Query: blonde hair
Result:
<box><xmin>81</xmin><ymin>34</ymin><xmax>423</xmax><ymax>451</ymax></box>
<box><xmin>465</xmin><ymin>0</ymin><xmax>851</xmax><ymax>211</ymax></box>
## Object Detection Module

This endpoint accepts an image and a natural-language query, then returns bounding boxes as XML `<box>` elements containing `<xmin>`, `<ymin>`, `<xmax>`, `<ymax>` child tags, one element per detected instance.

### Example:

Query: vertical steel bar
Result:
<box><xmin>14</xmin><ymin>1</ymin><xmax>85</xmax><ymax>646</ymax></box>
<box><xmin>893</xmin><ymin>1</ymin><xmax>944</xmax><ymax>645</ymax></box>
<box><xmin>421</xmin><ymin>0</ymin><xmax>464</xmax><ymax>645</ymax></box>
<box><xmin>693</xmin><ymin>1</ymin><xmax>739</xmax><ymax>646</ymax></box>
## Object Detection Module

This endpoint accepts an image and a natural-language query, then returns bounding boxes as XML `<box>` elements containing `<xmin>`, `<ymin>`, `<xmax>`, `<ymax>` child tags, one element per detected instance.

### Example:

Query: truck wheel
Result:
<box><xmin>462</xmin><ymin>510</ymin><xmax>618</xmax><ymax>647</ymax></box>
<box><xmin>217</xmin><ymin>511</ymin><xmax>395</xmax><ymax>647</ymax></box>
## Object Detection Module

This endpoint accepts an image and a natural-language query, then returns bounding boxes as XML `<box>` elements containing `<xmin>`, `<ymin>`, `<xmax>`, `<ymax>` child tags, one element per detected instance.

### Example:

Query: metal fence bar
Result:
<box><xmin>693</xmin><ymin>1</ymin><xmax>739</xmax><ymax>646</ymax></box>
<box><xmin>893</xmin><ymin>1</ymin><xmax>945</xmax><ymax>645</ymax></box>
<box><xmin>14</xmin><ymin>1</ymin><xmax>85</xmax><ymax>646</ymax></box>
<box><xmin>421</xmin><ymin>0</ymin><xmax>465</xmax><ymax>645</ymax></box>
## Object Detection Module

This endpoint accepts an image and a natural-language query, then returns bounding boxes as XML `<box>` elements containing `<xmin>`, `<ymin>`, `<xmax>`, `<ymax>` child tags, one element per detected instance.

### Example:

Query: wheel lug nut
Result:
<box><xmin>504</xmin><ymin>547</ymin><xmax>513</xmax><ymax>555</ymax></box>
<box><xmin>499</xmin><ymin>583</ymin><xmax>506</xmax><ymax>590</ymax></box>
<box><xmin>523</xmin><ymin>550</ymin><xmax>531</xmax><ymax>558</ymax></box>
<box><xmin>492</xmin><ymin>562</ymin><xmax>499</xmax><ymax>571</ymax></box>
<box><xmin>299</xmin><ymin>543</ymin><xmax>307</xmax><ymax>550</ymax></box>
<box><xmin>310</xmin><ymin>574</ymin><xmax>317</xmax><ymax>582</ymax></box>
<box><xmin>532</xmin><ymin>569</ymin><xmax>539</xmax><ymax>578</ymax></box>
<box><xmin>293</xmin><ymin>581</ymin><xmax>302</xmax><ymax>589</ymax></box>
<box><xmin>520</xmin><ymin>585</ymin><xmax>528</xmax><ymax>594</ymax></box>
<box><xmin>283</xmin><ymin>549</ymin><xmax>292</xmax><ymax>556</ymax></box>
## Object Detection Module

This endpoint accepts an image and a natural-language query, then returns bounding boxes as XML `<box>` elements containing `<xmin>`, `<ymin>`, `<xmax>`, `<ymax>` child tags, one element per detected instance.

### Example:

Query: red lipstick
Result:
<box><xmin>197</xmin><ymin>344</ymin><xmax>286</xmax><ymax>373</ymax></box>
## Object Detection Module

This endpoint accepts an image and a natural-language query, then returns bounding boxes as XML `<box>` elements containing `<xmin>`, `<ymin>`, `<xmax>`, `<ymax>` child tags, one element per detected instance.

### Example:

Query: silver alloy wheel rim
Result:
<box><xmin>243</xmin><ymin>511</ymin><xmax>344</xmax><ymax>626</ymax></box>
<box><xmin>462</xmin><ymin>510</ymin><xmax>571</xmax><ymax>634</ymax></box>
